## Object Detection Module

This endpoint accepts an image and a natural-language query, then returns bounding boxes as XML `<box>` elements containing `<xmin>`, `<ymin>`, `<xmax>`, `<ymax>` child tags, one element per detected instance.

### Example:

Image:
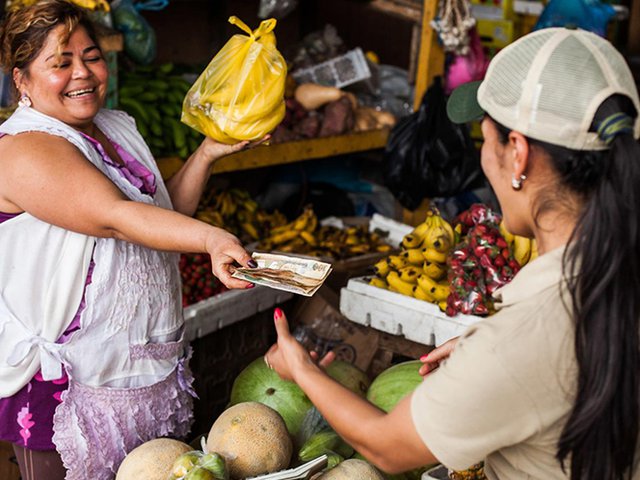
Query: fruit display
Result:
<box><xmin>195</xmin><ymin>188</ymin><xmax>288</xmax><ymax>244</ymax></box>
<box><xmin>116</xmin><ymin>438</ymin><xmax>192</xmax><ymax>480</ymax></box>
<box><xmin>118</xmin><ymin>63</ymin><xmax>203</xmax><ymax>158</ymax></box>
<box><xmin>179</xmin><ymin>253</ymin><xmax>227</xmax><ymax>307</ymax></box>
<box><xmin>257</xmin><ymin>206</ymin><xmax>393</xmax><ymax>259</ymax></box>
<box><xmin>206</xmin><ymin>402</ymin><xmax>292</xmax><ymax>479</ymax></box>
<box><xmin>369</xmin><ymin>207</ymin><xmax>456</xmax><ymax>311</ymax></box>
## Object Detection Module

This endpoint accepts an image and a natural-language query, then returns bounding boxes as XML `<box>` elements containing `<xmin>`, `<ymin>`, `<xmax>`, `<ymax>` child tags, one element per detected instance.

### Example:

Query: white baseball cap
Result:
<box><xmin>447</xmin><ymin>27</ymin><xmax>640</xmax><ymax>150</ymax></box>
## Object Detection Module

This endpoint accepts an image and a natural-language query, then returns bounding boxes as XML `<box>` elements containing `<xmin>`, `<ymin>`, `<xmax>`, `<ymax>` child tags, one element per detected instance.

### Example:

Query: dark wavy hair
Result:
<box><xmin>492</xmin><ymin>93</ymin><xmax>640</xmax><ymax>480</ymax></box>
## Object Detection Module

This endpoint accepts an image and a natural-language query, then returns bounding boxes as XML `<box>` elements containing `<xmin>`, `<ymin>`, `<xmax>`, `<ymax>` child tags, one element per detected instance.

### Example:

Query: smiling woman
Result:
<box><xmin>0</xmin><ymin>1</ymin><xmax>266</xmax><ymax>480</ymax></box>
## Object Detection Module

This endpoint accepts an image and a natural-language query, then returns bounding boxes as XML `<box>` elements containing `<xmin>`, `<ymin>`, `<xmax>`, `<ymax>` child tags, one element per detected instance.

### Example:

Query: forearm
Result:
<box><xmin>165</xmin><ymin>146</ymin><xmax>213</xmax><ymax>216</ymax></box>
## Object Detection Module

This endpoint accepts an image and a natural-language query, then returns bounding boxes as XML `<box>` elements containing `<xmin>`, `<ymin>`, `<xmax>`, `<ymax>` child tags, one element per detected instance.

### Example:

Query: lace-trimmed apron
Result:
<box><xmin>1</xmin><ymin>107</ymin><xmax>196</xmax><ymax>480</ymax></box>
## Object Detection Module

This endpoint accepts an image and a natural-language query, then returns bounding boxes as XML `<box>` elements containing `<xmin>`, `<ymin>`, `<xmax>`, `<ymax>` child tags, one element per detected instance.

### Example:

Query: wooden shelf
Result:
<box><xmin>157</xmin><ymin>128</ymin><xmax>390</xmax><ymax>179</ymax></box>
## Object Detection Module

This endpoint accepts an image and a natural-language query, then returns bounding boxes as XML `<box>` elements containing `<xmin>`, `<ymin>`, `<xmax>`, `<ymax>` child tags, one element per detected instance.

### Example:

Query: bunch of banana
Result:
<box><xmin>369</xmin><ymin>208</ymin><xmax>455</xmax><ymax>311</ymax></box>
<box><xmin>498</xmin><ymin>220</ymin><xmax>538</xmax><ymax>266</ymax></box>
<box><xmin>182</xmin><ymin>16</ymin><xmax>286</xmax><ymax>144</ymax></box>
<box><xmin>256</xmin><ymin>207</ymin><xmax>393</xmax><ymax>259</ymax></box>
<box><xmin>195</xmin><ymin>188</ymin><xmax>287</xmax><ymax>243</ymax></box>
<box><xmin>119</xmin><ymin>63</ymin><xmax>203</xmax><ymax>159</ymax></box>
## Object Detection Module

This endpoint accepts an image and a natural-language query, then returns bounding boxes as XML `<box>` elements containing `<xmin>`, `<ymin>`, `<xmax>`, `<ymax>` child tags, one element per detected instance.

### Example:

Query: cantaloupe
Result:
<box><xmin>317</xmin><ymin>458</ymin><xmax>385</xmax><ymax>479</ymax></box>
<box><xmin>116</xmin><ymin>437</ymin><xmax>192</xmax><ymax>480</ymax></box>
<box><xmin>206</xmin><ymin>401</ymin><xmax>292</xmax><ymax>479</ymax></box>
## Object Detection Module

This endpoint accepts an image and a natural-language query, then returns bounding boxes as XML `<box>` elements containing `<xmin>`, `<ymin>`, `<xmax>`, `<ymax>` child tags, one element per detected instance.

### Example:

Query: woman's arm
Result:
<box><xmin>0</xmin><ymin>133</ymin><xmax>253</xmax><ymax>288</ymax></box>
<box><xmin>266</xmin><ymin>309</ymin><xmax>437</xmax><ymax>474</ymax></box>
<box><xmin>165</xmin><ymin>136</ymin><xmax>269</xmax><ymax>216</ymax></box>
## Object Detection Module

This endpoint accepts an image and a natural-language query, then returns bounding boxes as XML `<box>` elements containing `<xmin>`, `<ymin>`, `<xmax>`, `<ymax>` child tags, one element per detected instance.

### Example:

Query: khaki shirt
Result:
<box><xmin>411</xmin><ymin>246</ymin><xmax>579</xmax><ymax>479</ymax></box>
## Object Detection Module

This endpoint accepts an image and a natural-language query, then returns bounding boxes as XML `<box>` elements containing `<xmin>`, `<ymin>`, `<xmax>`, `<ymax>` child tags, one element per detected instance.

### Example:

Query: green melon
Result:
<box><xmin>326</xmin><ymin>360</ymin><xmax>371</xmax><ymax>398</ymax></box>
<box><xmin>366</xmin><ymin>360</ymin><xmax>423</xmax><ymax>412</ymax></box>
<box><xmin>229</xmin><ymin>357</ymin><xmax>312</xmax><ymax>437</ymax></box>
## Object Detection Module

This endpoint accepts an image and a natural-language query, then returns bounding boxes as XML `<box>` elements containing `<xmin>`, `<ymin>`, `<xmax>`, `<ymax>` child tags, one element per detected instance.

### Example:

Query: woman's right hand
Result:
<box><xmin>204</xmin><ymin>226</ymin><xmax>256</xmax><ymax>289</ymax></box>
<box><xmin>419</xmin><ymin>337</ymin><xmax>459</xmax><ymax>376</ymax></box>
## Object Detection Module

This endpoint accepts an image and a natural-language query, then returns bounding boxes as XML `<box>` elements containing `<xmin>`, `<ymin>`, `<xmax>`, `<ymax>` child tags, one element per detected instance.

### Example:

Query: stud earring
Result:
<box><xmin>511</xmin><ymin>174</ymin><xmax>526</xmax><ymax>191</ymax></box>
<box><xmin>18</xmin><ymin>92</ymin><xmax>31</xmax><ymax>108</ymax></box>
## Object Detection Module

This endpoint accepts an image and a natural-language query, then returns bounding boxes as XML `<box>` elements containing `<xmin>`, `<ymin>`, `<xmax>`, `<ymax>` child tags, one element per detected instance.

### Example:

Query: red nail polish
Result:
<box><xmin>245</xmin><ymin>283</ymin><xmax>255</xmax><ymax>289</ymax></box>
<box><xmin>420</xmin><ymin>354</ymin><xmax>430</xmax><ymax>362</ymax></box>
<box><xmin>274</xmin><ymin>308</ymin><xmax>283</xmax><ymax>320</ymax></box>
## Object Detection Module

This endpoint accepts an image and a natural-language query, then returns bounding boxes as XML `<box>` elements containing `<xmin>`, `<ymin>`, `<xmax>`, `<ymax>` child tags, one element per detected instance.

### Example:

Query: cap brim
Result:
<box><xmin>446</xmin><ymin>80</ymin><xmax>484</xmax><ymax>124</ymax></box>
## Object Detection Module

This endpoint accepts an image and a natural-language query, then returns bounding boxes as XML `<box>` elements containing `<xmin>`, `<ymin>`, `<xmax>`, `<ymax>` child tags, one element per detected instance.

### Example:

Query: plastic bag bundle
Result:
<box><xmin>181</xmin><ymin>16</ymin><xmax>287</xmax><ymax>144</ymax></box>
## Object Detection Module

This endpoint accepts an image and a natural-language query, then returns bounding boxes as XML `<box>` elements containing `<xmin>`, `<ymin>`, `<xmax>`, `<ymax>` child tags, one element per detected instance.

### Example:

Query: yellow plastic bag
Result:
<box><xmin>181</xmin><ymin>16</ymin><xmax>287</xmax><ymax>144</ymax></box>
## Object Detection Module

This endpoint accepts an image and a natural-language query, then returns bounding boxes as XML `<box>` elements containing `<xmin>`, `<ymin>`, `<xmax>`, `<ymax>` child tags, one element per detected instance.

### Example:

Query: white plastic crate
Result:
<box><xmin>183</xmin><ymin>286</ymin><xmax>293</xmax><ymax>341</ymax></box>
<box><xmin>339</xmin><ymin>277</ymin><xmax>481</xmax><ymax>346</ymax></box>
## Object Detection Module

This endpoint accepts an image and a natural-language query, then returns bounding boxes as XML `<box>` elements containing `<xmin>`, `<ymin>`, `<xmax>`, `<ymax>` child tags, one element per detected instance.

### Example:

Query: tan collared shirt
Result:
<box><xmin>411</xmin><ymin>246</ymin><xmax>581</xmax><ymax>479</ymax></box>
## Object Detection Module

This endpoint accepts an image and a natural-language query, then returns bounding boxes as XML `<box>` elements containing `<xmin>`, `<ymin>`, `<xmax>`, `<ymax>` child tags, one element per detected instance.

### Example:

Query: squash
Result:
<box><xmin>116</xmin><ymin>437</ymin><xmax>192</xmax><ymax>480</ymax></box>
<box><xmin>206</xmin><ymin>401</ymin><xmax>292</xmax><ymax>479</ymax></box>
<box><xmin>294</xmin><ymin>83</ymin><xmax>343</xmax><ymax>111</ymax></box>
<box><xmin>317</xmin><ymin>458</ymin><xmax>385</xmax><ymax>479</ymax></box>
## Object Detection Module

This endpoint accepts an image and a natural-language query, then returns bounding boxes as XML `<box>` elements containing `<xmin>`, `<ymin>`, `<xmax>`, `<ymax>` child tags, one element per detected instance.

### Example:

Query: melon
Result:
<box><xmin>325</xmin><ymin>360</ymin><xmax>371</xmax><ymax>398</ymax></box>
<box><xmin>366</xmin><ymin>360</ymin><xmax>423</xmax><ymax>412</ymax></box>
<box><xmin>116</xmin><ymin>437</ymin><xmax>192</xmax><ymax>480</ymax></box>
<box><xmin>206</xmin><ymin>401</ymin><xmax>292</xmax><ymax>479</ymax></box>
<box><xmin>317</xmin><ymin>458</ymin><xmax>385</xmax><ymax>480</ymax></box>
<box><xmin>229</xmin><ymin>357</ymin><xmax>312</xmax><ymax>436</ymax></box>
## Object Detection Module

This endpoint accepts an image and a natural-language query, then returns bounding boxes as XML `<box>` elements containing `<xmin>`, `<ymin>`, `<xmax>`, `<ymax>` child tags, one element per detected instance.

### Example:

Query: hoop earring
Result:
<box><xmin>511</xmin><ymin>174</ymin><xmax>526</xmax><ymax>191</ymax></box>
<box><xmin>18</xmin><ymin>92</ymin><xmax>32</xmax><ymax>108</ymax></box>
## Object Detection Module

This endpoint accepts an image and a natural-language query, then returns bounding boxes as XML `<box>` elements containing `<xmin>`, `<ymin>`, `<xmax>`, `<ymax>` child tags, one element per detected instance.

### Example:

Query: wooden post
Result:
<box><xmin>412</xmin><ymin>0</ymin><xmax>445</xmax><ymax>111</ymax></box>
<box><xmin>629</xmin><ymin>0</ymin><xmax>640</xmax><ymax>55</ymax></box>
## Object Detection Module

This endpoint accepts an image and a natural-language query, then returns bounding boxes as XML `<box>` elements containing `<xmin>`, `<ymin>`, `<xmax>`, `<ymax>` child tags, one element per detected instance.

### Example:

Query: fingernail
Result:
<box><xmin>248</xmin><ymin>260</ymin><xmax>258</xmax><ymax>268</ymax></box>
<box><xmin>274</xmin><ymin>308</ymin><xmax>283</xmax><ymax>320</ymax></box>
<box><xmin>245</xmin><ymin>283</ymin><xmax>255</xmax><ymax>289</ymax></box>
<box><xmin>420</xmin><ymin>354</ymin><xmax>430</xmax><ymax>362</ymax></box>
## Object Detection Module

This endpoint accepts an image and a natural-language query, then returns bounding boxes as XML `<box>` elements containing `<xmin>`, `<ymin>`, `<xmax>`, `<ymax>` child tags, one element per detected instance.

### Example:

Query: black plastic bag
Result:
<box><xmin>383</xmin><ymin>77</ymin><xmax>482</xmax><ymax>211</ymax></box>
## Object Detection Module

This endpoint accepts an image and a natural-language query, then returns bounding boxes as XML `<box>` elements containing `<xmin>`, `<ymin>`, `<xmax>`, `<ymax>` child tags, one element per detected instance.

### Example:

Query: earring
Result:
<box><xmin>18</xmin><ymin>92</ymin><xmax>31</xmax><ymax>108</ymax></box>
<box><xmin>511</xmin><ymin>174</ymin><xmax>526</xmax><ymax>191</ymax></box>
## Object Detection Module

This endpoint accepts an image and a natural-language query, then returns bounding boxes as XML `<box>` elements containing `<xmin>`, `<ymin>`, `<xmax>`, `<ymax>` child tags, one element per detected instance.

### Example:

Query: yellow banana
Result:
<box><xmin>401</xmin><ymin>233</ymin><xmax>422</xmax><ymax>249</ymax></box>
<box><xmin>369</xmin><ymin>277</ymin><xmax>388</xmax><ymax>289</ymax></box>
<box><xmin>373</xmin><ymin>259</ymin><xmax>391</xmax><ymax>278</ymax></box>
<box><xmin>417</xmin><ymin>274</ymin><xmax>450</xmax><ymax>302</ymax></box>
<box><xmin>529</xmin><ymin>239</ymin><xmax>539</xmax><ymax>262</ymax></box>
<box><xmin>422</xmin><ymin>247</ymin><xmax>448</xmax><ymax>264</ymax></box>
<box><xmin>399</xmin><ymin>266</ymin><xmax>420</xmax><ymax>284</ymax></box>
<box><xmin>421</xmin><ymin>213</ymin><xmax>455</xmax><ymax>253</ymax></box>
<box><xmin>240</xmin><ymin>222</ymin><xmax>260</xmax><ymax>240</ymax></box>
<box><xmin>292</xmin><ymin>210</ymin><xmax>310</xmax><ymax>231</ymax></box>
<box><xmin>423</xmin><ymin>261</ymin><xmax>447</xmax><ymax>281</ymax></box>
<box><xmin>499</xmin><ymin>220</ymin><xmax>515</xmax><ymax>247</ymax></box>
<box><xmin>513</xmin><ymin>236</ymin><xmax>532</xmax><ymax>266</ymax></box>
<box><xmin>402</xmin><ymin>248</ymin><xmax>425</xmax><ymax>266</ymax></box>
<box><xmin>412</xmin><ymin>285</ymin><xmax>435</xmax><ymax>302</ymax></box>
<box><xmin>299</xmin><ymin>231</ymin><xmax>317</xmax><ymax>246</ymax></box>
<box><xmin>438</xmin><ymin>300</ymin><xmax>448</xmax><ymax>312</ymax></box>
<box><xmin>387</xmin><ymin>255</ymin><xmax>408</xmax><ymax>270</ymax></box>
<box><xmin>386</xmin><ymin>271</ymin><xmax>415</xmax><ymax>296</ymax></box>
<box><xmin>411</xmin><ymin>221</ymin><xmax>431</xmax><ymax>239</ymax></box>
<box><xmin>375</xmin><ymin>244</ymin><xmax>393</xmax><ymax>253</ymax></box>
<box><xmin>270</xmin><ymin>230</ymin><xmax>299</xmax><ymax>245</ymax></box>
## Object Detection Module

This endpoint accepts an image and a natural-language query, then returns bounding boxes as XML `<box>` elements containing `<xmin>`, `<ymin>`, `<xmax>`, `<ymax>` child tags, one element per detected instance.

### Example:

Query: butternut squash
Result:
<box><xmin>294</xmin><ymin>83</ymin><xmax>343</xmax><ymax>111</ymax></box>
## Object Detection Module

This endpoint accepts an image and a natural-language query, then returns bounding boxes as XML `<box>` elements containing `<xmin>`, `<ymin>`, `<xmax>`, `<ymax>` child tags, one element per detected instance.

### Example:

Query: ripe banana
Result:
<box><xmin>387</xmin><ymin>255</ymin><xmax>408</xmax><ymax>270</ymax></box>
<box><xmin>423</xmin><ymin>261</ymin><xmax>446</xmax><ymax>281</ymax></box>
<box><xmin>402</xmin><ymin>248</ymin><xmax>425</xmax><ymax>266</ymax></box>
<box><xmin>401</xmin><ymin>234</ymin><xmax>422</xmax><ymax>249</ymax></box>
<box><xmin>513</xmin><ymin>236</ymin><xmax>532</xmax><ymax>266</ymax></box>
<box><xmin>299</xmin><ymin>231</ymin><xmax>317</xmax><ymax>246</ymax></box>
<box><xmin>373</xmin><ymin>259</ymin><xmax>391</xmax><ymax>278</ymax></box>
<box><xmin>417</xmin><ymin>274</ymin><xmax>450</xmax><ymax>302</ymax></box>
<box><xmin>529</xmin><ymin>239</ymin><xmax>539</xmax><ymax>262</ymax></box>
<box><xmin>270</xmin><ymin>230</ymin><xmax>299</xmax><ymax>245</ymax></box>
<box><xmin>399</xmin><ymin>266</ymin><xmax>421</xmax><ymax>284</ymax></box>
<box><xmin>412</xmin><ymin>285</ymin><xmax>435</xmax><ymax>302</ymax></box>
<box><xmin>422</xmin><ymin>247</ymin><xmax>448</xmax><ymax>264</ymax></box>
<box><xmin>499</xmin><ymin>220</ymin><xmax>515</xmax><ymax>247</ymax></box>
<box><xmin>386</xmin><ymin>271</ymin><xmax>415</xmax><ymax>296</ymax></box>
<box><xmin>369</xmin><ymin>277</ymin><xmax>388</xmax><ymax>289</ymax></box>
<box><xmin>421</xmin><ymin>213</ymin><xmax>455</xmax><ymax>253</ymax></box>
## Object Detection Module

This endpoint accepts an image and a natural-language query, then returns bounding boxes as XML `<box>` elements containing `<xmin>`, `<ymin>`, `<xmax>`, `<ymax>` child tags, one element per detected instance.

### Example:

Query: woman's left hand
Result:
<box><xmin>197</xmin><ymin>135</ymin><xmax>271</xmax><ymax>166</ymax></box>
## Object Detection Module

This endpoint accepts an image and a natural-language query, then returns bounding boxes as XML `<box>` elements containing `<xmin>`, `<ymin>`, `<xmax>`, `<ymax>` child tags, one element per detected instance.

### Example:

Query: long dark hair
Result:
<box><xmin>493</xmin><ymin>94</ymin><xmax>640</xmax><ymax>479</ymax></box>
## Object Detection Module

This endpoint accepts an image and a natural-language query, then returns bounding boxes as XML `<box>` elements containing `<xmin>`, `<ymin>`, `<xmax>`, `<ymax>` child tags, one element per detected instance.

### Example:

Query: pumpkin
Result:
<box><xmin>116</xmin><ymin>437</ymin><xmax>192</xmax><ymax>480</ymax></box>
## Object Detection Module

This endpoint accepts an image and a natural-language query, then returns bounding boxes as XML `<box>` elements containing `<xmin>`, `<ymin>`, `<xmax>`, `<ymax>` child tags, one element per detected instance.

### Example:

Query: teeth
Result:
<box><xmin>66</xmin><ymin>88</ymin><xmax>94</xmax><ymax>98</ymax></box>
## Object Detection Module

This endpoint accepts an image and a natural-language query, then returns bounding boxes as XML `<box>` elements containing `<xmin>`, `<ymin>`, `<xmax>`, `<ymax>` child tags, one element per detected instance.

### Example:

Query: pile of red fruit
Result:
<box><xmin>179</xmin><ymin>253</ymin><xmax>227</xmax><ymax>307</ymax></box>
<box><xmin>447</xmin><ymin>204</ymin><xmax>520</xmax><ymax>316</ymax></box>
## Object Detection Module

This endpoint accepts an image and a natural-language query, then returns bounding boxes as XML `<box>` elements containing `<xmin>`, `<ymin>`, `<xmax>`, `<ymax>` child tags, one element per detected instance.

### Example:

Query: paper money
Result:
<box><xmin>232</xmin><ymin>253</ymin><xmax>333</xmax><ymax>296</ymax></box>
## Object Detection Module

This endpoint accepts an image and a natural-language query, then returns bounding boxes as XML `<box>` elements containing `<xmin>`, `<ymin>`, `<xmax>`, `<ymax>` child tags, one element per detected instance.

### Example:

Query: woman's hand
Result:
<box><xmin>204</xmin><ymin>226</ymin><xmax>256</xmax><ymax>289</ymax></box>
<box><xmin>418</xmin><ymin>337</ymin><xmax>459</xmax><ymax>376</ymax></box>
<box><xmin>196</xmin><ymin>135</ymin><xmax>271</xmax><ymax>167</ymax></box>
<box><xmin>265</xmin><ymin>308</ymin><xmax>332</xmax><ymax>382</ymax></box>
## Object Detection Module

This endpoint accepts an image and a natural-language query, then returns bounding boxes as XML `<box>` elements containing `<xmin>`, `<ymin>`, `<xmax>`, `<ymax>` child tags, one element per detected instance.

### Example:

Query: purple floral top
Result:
<box><xmin>0</xmin><ymin>133</ymin><xmax>157</xmax><ymax>451</ymax></box>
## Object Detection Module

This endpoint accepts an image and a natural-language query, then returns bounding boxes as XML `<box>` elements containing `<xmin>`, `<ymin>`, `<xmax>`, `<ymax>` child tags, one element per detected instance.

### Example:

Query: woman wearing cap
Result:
<box><xmin>266</xmin><ymin>27</ymin><xmax>640</xmax><ymax>480</ymax></box>
<box><xmin>0</xmin><ymin>1</ymin><xmax>260</xmax><ymax>479</ymax></box>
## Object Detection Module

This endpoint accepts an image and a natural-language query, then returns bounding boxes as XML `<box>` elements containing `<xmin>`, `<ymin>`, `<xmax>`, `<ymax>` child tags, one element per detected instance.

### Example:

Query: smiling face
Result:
<box><xmin>14</xmin><ymin>24</ymin><xmax>107</xmax><ymax>133</ymax></box>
